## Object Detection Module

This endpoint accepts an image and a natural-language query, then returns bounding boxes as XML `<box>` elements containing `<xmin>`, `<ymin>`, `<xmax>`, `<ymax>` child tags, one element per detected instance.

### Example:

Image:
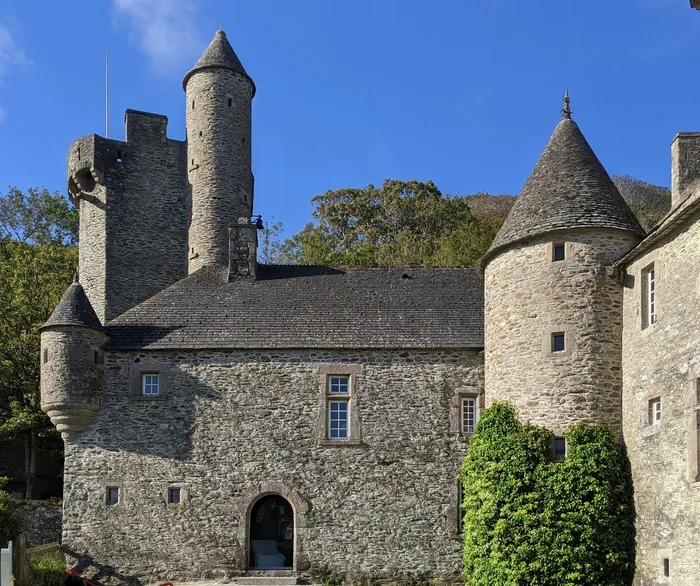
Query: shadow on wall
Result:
<box><xmin>82</xmin><ymin>357</ymin><xmax>222</xmax><ymax>460</ymax></box>
<box><xmin>63</xmin><ymin>546</ymin><xmax>144</xmax><ymax>586</ymax></box>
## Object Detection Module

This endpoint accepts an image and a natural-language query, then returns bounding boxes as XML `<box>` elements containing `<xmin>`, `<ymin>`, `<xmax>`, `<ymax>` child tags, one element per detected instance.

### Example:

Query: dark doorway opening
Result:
<box><xmin>249</xmin><ymin>495</ymin><xmax>294</xmax><ymax>570</ymax></box>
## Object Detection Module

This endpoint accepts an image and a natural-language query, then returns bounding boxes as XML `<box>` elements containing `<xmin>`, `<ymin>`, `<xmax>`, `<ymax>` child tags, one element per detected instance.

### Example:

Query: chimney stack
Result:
<box><xmin>229</xmin><ymin>218</ymin><xmax>258</xmax><ymax>280</ymax></box>
<box><xmin>671</xmin><ymin>132</ymin><xmax>700</xmax><ymax>209</ymax></box>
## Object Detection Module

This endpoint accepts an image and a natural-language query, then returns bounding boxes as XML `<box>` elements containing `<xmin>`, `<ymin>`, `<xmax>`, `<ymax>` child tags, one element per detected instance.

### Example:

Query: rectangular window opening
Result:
<box><xmin>168</xmin><ymin>487</ymin><xmax>181</xmax><ymax>504</ymax></box>
<box><xmin>553</xmin><ymin>437</ymin><xmax>567</xmax><ymax>462</ymax></box>
<box><xmin>94</xmin><ymin>351</ymin><xmax>100</xmax><ymax>364</ymax></box>
<box><xmin>553</xmin><ymin>243</ymin><xmax>565</xmax><ymax>262</ymax></box>
<box><xmin>116</xmin><ymin>150</ymin><xmax>122</xmax><ymax>163</ymax></box>
<box><xmin>551</xmin><ymin>332</ymin><xmax>565</xmax><ymax>353</ymax></box>
<box><xmin>328</xmin><ymin>375</ymin><xmax>350</xmax><ymax>395</ymax></box>
<box><xmin>227</xmin><ymin>97</ymin><xmax>232</xmax><ymax>107</ymax></box>
<box><xmin>142</xmin><ymin>373</ymin><xmax>160</xmax><ymax>396</ymax></box>
<box><xmin>642</xmin><ymin>264</ymin><xmax>656</xmax><ymax>329</ymax></box>
<box><xmin>649</xmin><ymin>397</ymin><xmax>661</xmax><ymax>425</ymax></box>
<box><xmin>192</xmin><ymin>100</ymin><xmax>195</xmax><ymax>110</ymax></box>
<box><xmin>328</xmin><ymin>400</ymin><xmax>349</xmax><ymax>441</ymax></box>
<box><xmin>106</xmin><ymin>486</ymin><xmax>119</xmax><ymax>506</ymax></box>
<box><xmin>461</xmin><ymin>397</ymin><xmax>477</xmax><ymax>434</ymax></box>
<box><xmin>663</xmin><ymin>558</ymin><xmax>670</xmax><ymax>577</ymax></box>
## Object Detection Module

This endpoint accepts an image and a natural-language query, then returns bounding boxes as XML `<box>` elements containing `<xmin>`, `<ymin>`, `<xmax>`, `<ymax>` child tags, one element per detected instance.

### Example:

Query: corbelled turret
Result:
<box><xmin>184</xmin><ymin>29</ymin><xmax>255</xmax><ymax>274</ymax></box>
<box><xmin>40</xmin><ymin>281</ymin><xmax>108</xmax><ymax>440</ymax></box>
<box><xmin>481</xmin><ymin>94</ymin><xmax>644</xmax><ymax>437</ymax></box>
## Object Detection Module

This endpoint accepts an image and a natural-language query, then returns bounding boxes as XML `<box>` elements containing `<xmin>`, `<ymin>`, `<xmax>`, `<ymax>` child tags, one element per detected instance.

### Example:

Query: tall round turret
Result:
<box><xmin>40</xmin><ymin>282</ymin><xmax>108</xmax><ymax>440</ymax></box>
<box><xmin>184</xmin><ymin>29</ymin><xmax>255</xmax><ymax>273</ymax></box>
<box><xmin>480</xmin><ymin>103</ymin><xmax>645</xmax><ymax>436</ymax></box>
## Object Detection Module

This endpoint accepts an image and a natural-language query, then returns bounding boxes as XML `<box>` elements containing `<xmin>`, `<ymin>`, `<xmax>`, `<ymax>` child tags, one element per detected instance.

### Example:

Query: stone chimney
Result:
<box><xmin>229</xmin><ymin>218</ymin><xmax>258</xmax><ymax>280</ymax></box>
<box><xmin>671</xmin><ymin>132</ymin><xmax>700</xmax><ymax>209</ymax></box>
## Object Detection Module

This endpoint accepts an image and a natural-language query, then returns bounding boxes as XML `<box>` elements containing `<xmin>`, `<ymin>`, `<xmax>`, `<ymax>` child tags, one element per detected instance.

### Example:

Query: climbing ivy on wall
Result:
<box><xmin>460</xmin><ymin>402</ymin><xmax>635</xmax><ymax>586</ymax></box>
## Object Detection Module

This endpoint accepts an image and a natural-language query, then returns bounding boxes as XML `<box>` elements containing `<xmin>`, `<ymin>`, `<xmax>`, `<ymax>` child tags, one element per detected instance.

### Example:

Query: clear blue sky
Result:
<box><xmin>0</xmin><ymin>0</ymin><xmax>698</xmax><ymax>236</ymax></box>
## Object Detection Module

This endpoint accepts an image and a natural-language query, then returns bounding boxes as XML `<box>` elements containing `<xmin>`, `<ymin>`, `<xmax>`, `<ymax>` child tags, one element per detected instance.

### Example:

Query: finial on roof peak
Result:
<box><xmin>562</xmin><ymin>90</ymin><xmax>572</xmax><ymax>120</ymax></box>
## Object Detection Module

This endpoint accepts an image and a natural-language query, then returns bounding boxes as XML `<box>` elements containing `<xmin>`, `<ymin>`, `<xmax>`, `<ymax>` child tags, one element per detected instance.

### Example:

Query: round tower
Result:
<box><xmin>184</xmin><ymin>29</ymin><xmax>255</xmax><ymax>273</ymax></box>
<box><xmin>40</xmin><ymin>282</ymin><xmax>108</xmax><ymax>440</ymax></box>
<box><xmin>480</xmin><ymin>99</ymin><xmax>645</xmax><ymax>437</ymax></box>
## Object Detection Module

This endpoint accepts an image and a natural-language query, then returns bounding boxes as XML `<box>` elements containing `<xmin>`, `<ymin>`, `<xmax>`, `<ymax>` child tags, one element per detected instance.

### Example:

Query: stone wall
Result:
<box><xmin>622</xmin><ymin>207</ymin><xmax>700</xmax><ymax>586</ymax></box>
<box><xmin>62</xmin><ymin>348</ymin><xmax>482</xmax><ymax>585</ymax></box>
<box><xmin>68</xmin><ymin>111</ymin><xmax>188</xmax><ymax>323</ymax></box>
<box><xmin>186</xmin><ymin>68</ymin><xmax>254</xmax><ymax>273</ymax></box>
<box><xmin>17</xmin><ymin>501</ymin><xmax>62</xmax><ymax>547</ymax></box>
<box><xmin>484</xmin><ymin>229</ymin><xmax>639</xmax><ymax>436</ymax></box>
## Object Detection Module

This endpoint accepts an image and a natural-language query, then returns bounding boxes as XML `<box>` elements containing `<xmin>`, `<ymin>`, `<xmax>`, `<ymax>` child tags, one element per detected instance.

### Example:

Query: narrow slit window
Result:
<box><xmin>192</xmin><ymin>100</ymin><xmax>195</xmax><ymax>110</ymax></box>
<box><xmin>553</xmin><ymin>244</ymin><xmax>565</xmax><ymax>262</ymax></box>
<box><xmin>649</xmin><ymin>397</ymin><xmax>661</xmax><ymax>425</ymax></box>
<box><xmin>461</xmin><ymin>397</ymin><xmax>477</xmax><ymax>434</ymax></box>
<box><xmin>142</xmin><ymin>373</ymin><xmax>160</xmax><ymax>396</ymax></box>
<box><xmin>94</xmin><ymin>351</ymin><xmax>100</xmax><ymax>364</ymax></box>
<box><xmin>642</xmin><ymin>264</ymin><xmax>656</xmax><ymax>329</ymax></box>
<box><xmin>227</xmin><ymin>97</ymin><xmax>232</xmax><ymax>107</ymax></box>
<box><xmin>663</xmin><ymin>558</ymin><xmax>670</xmax><ymax>577</ymax></box>
<box><xmin>551</xmin><ymin>332</ymin><xmax>565</xmax><ymax>353</ymax></box>
<box><xmin>106</xmin><ymin>486</ymin><xmax>119</xmax><ymax>506</ymax></box>
<box><xmin>43</xmin><ymin>349</ymin><xmax>49</xmax><ymax>364</ymax></box>
<box><xmin>77</xmin><ymin>147</ymin><xmax>81</xmax><ymax>160</ymax></box>
<box><xmin>116</xmin><ymin>150</ymin><xmax>122</xmax><ymax>163</ymax></box>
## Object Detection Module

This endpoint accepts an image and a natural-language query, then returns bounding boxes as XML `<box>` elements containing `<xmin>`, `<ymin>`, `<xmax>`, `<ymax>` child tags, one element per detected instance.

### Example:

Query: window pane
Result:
<box><xmin>462</xmin><ymin>398</ymin><xmax>476</xmax><ymax>433</ymax></box>
<box><xmin>329</xmin><ymin>376</ymin><xmax>349</xmax><ymax>394</ymax></box>
<box><xmin>328</xmin><ymin>400</ymin><xmax>349</xmax><ymax>440</ymax></box>
<box><xmin>552</xmin><ymin>333</ymin><xmax>565</xmax><ymax>353</ymax></box>
<box><xmin>553</xmin><ymin>244</ymin><xmax>565</xmax><ymax>261</ymax></box>
<box><xmin>553</xmin><ymin>437</ymin><xmax>566</xmax><ymax>461</ymax></box>
<box><xmin>168</xmin><ymin>488</ymin><xmax>181</xmax><ymax>504</ymax></box>
<box><xmin>142</xmin><ymin>374</ymin><xmax>160</xmax><ymax>396</ymax></box>
<box><xmin>106</xmin><ymin>487</ymin><xmax>119</xmax><ymax>505</ymax></box>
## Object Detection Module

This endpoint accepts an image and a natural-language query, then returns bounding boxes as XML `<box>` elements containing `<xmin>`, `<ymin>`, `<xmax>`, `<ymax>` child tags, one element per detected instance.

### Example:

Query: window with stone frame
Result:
<box><xmin>106</xmin><ymin>486</ymin><xmax>119</xmax><ymax>506</ymax></box>
<box><xmin>168</xmin><ymin>487</ymin><xmax>181</xmax><ymax>504</ymax></box>
<box><xmin>142</xmin><ymin>373</ymin><xmax>160</xmax><ymax>396</ymax></box>
<box><xmin>461</xmin><ymin>397</ymin><xmax>478</xmax><ymax>434</ymax></box>
<box><xmin>327</xmin><ymin>376</ymin><xmax>350</xmax><ymax>441</ymax></box>
<box><xmin>641</xmin><ymin>263</ymin><xmax>656</xmax><ymax>329</ymax></box>
<box><xmin>648</xmin><ymin>397</ymin><xmax>662</xmax><ymax>425</ymax></box>
<box><xmin>553</xmin><ymin>243</ymin><xmax>566</xmax><ymax>262</ymax></box>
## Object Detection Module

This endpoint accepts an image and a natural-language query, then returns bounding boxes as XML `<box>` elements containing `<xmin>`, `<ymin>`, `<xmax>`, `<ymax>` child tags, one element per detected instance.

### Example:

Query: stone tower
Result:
<box><xmin>480</xmin><ymin>103</ymin><xmax>645</xmax><ymax>436</ymax></box>
<box><xmin>184</xmin><ymin>30</ymin><xmax>256</xmax><ymax>273</ymax></box>
<box><xmin>39</xmin><ymin>282</ymin><xmax>108</xmax><ymax>440</ymax></box>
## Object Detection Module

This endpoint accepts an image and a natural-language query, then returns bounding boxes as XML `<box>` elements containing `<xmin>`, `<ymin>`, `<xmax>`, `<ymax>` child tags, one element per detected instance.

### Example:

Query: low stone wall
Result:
<box><xmin>16</xmin><ymin>500</ymin><xmax>62</xmax><ymax>547</ymax></box>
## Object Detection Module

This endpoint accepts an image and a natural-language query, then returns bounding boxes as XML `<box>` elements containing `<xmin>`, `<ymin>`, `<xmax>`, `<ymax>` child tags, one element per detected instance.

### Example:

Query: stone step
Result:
<box><xmin>235</xmin><ymin>577</ymin><xmax>299</xmax><ymax>586</ymax></box>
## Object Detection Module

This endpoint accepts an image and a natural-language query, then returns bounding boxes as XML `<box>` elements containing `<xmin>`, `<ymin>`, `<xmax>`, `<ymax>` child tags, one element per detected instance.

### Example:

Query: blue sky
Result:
<box><xmin>0</xmin><ymin>1</ymin><xmax>698</xmax><ymax>236</ymax></box>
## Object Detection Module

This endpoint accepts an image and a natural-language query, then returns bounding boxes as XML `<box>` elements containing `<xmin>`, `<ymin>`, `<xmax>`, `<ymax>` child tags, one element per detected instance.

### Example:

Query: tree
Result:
<box><xmin>277</xmin><ymin>179</ymin><xmax>499</xmax><ymax>267</ymax></box>
<box><xmin>0</xmin><ymin>478</ymin><xmax>20</xmax><ymax>547</ymax></box>
<box><xmin>612</xmin><ymin>175</ymin><xmax>671</xmax><ymax>231</ymax></box>
<box><xmin>0</xmin><ymin>187</ymin><xmax>78</xmax><ymax>499</ymax></box>
<box><xmin>460</xmin><ymin>403</ymin><xmax>635</xmax><ymax>586</ymax></box>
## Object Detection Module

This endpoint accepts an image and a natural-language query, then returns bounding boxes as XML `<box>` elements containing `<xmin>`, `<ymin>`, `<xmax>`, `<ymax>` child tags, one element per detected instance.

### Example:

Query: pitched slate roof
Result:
<box><xmin>183</xmin><ymin>30</ymin><xmax>254</xmax><ymax>92</ymax></box>
<box><xmin>106</xmin><ymin>265</ymin><xmax>483</xmax><ymax>350</ymax></box>
<box><xmin>42</xmin><ymin>282</ymin><xmax>104</xmax><ymax>332</ymax></box>
<box><xmin>480</xmin><ymin>118</ymin><xmax>644</xmax><ymax>269</ymax></box>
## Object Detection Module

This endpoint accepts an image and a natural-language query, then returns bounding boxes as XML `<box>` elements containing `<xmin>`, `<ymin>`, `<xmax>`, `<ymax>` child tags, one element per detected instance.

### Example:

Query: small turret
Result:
<box><xmin>184</xmin><ymin>29</ymin><xmax>255</xmax><ymax>274</ymax></box>
<box><xmin>40</xmin><ymin>282</ymin><xmax>108</xmax><ymax>440</ymax></box>
<box><xmin>481</xmin><ymin>95</ymin><xmax>645</xmax><ymax>436</ymax></box>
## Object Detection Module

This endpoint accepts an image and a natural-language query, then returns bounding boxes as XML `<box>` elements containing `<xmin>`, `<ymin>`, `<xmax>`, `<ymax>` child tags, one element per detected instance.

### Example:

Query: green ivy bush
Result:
<box><xmin>0</xmin><ymin>477</ymin><xmax>20</xmax><ymax>547</ymax></box>
<box><xmin>460</xmin><ymin>403</ymin><xmax>635</xmax><ymax>586</ymax></box>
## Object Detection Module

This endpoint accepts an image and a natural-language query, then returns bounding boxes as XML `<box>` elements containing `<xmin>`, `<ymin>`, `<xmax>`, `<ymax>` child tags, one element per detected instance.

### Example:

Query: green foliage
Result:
<box><xmin>0</xmin><ymin>477</ymin><xmax>21</xmax><ymax>547</ymax></box>
<box><xmin>30</xmin><ymin>551</ymin><xmax>66</xmax><ymax>586</ymax></box>
<box><xmin>612</xmin><ymin>175</ymin><xmax>671</xmax><ymax>231</ymax></box>
<box><xmin>277</xmin><ymin>179</ymin><xmax>498</xmax><ymax>267</ymax></box>
<box><xmin>460</xmin><ymin>403</ymin><xmax>634</xmax><ymax>586</ymax></box>
<box><xmin>0</xmin><ymin>188</ymin><xmax>78</xmax><ymax>498</ymax></box>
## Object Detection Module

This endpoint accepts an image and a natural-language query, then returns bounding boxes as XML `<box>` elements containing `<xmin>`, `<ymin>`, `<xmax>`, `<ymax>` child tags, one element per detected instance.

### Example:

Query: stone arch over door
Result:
<box><xmin>235</xmin><ymin>482</ymin><xmax>311</xmax><ymax>573</ymax></box>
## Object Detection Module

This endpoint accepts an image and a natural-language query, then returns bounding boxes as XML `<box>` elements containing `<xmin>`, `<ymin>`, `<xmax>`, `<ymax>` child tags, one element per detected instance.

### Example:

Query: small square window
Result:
<box><xmin>142</xmin><ymin>373</ymin><xmax>160</xmax><ymax>396</ymax></box>
<box><xmin>461</xmin><ymin>397</ymin><xmax>478</xmax><ymax>434</ymax></box>
<box><xmin>328</xmin><ymin>376</ymin><xmax>350</xmax><ymax>395</ymax></box>
<box><xmin>551</xmin><ymin>332</ymin><xmax>565</xmax><ymax>353</ymax></box>
<box><xmin>553</xmin><ymin>244</ymin><xmax>565</xmax><ymax>262</ymax></box>
<box><xmin>553</xmin><ymin>437</ymin><xmax>567</xmax><ymax>461</ymax></box>
<box><xmin>649</xmin><ymin>397</ymin><xmax>661</xmax><ymax>425</ymax></box>
<box><xmin>168</xmin><ymin>487</ymin><xmax>181</xmax><ymax>504</ymax></box>
<box><xmin>328</xmin><ymin>400</ymin><xmax>349</xmax><ymax>440</ymax></box>
<box><xmin>106</xmin><ymin>486</ymin><xmax>119</xmax><ymax>506</ymax></box>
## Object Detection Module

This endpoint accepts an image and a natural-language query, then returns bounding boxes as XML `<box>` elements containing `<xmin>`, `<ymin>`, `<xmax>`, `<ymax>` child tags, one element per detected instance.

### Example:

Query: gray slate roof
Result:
<box><xmin>183</xmin><ymin>30</ymin><xmax>254</xmax><ymax>92</ymax></box>
<box><xmin>42</xmin><ymin>282</ymin><xmax>104</xmax><ymax>332</ymax></box>
<box><xmin>106</xmin><ymin>265</ymin><xmax>484</xmax><ymax>350</ymax></box>
<box><xmin>481</xmin><ymin>118</ymin><xmax>644</xmax><ymax>268</ymax></box>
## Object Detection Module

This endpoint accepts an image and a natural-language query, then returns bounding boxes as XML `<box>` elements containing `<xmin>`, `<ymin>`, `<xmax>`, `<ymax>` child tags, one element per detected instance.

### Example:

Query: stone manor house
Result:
<box><xmin>39</xmin><ymin>29</ymin><xmax>700</xmax><ymax>586</ymax></box>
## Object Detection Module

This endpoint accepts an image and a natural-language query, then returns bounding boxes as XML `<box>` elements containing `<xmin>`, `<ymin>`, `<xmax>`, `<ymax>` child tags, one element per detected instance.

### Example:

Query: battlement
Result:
<box><xmin>124</xmin><ymin>109</ymin><xmax>170</xmax><ymax>144</ymax></box>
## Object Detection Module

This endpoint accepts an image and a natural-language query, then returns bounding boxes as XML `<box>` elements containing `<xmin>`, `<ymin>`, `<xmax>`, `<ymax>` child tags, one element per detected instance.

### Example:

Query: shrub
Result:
<box><xmin>460</xmin><ymin>402</ymin><xmax>635</xmax><ymax>586</ymax></box>
<box><xmin>30</xmin><ymin>551</ymin><xmax>67</xmax><ymax>586</ymax></box>
<box><xmin>0</xmin><ymin>478</ymin><xmax>20</xmax><ymax>547</ymax></box>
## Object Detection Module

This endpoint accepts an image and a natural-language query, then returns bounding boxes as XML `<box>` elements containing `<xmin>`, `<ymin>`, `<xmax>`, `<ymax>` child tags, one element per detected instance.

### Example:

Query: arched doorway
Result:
<box><xmin>249</xmin><ymin>495</ymin><xmax>294</xmax><ymax>570</ymax></box>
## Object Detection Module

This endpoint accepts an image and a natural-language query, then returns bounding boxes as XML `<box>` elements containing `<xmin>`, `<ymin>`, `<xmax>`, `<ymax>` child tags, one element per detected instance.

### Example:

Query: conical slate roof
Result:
<box><xmin>183</xmin><ymin>30</ymin><xmax>254</xmax><ymax>92</ymax></box>
<box><xmin>481</xmin><ymin>117</ymin><xmax>644</xmax><ymax>268</ymax></box>
<box><xmin>42</xmin><ymin>282</ymin><xmax>103</xmax><ymax>332</ymax></box>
